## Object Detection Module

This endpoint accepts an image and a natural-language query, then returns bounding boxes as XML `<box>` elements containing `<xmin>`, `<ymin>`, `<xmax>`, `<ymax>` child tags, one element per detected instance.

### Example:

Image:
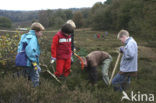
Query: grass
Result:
<box><xmin>0</xmin><ymin>29</ymin><xmax>156</xmax><ymax>103</ymax></box>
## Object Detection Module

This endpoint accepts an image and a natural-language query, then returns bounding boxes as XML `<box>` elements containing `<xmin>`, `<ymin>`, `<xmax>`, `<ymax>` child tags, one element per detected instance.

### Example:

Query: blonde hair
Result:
<box><xmin>31</xmin><ymin>22</ymin><xmax>45</xmax><ymax>31</ymax></box>
<box><xmin>66</xmin><ymin>20</ymin><xmax>76</xmax><ymax>29</ymax></box>
<box><xmin>117</xmin><ymin>30</ymin><xmax>129</xmax><ymax>39</ymax></box>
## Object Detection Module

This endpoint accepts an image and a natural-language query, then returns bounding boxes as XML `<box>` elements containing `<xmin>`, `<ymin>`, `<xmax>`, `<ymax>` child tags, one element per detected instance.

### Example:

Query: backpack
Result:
<box><xmin>15</xmin><ymin>34</ymin><xmax>28</xmax><ymax>67</ymax></box>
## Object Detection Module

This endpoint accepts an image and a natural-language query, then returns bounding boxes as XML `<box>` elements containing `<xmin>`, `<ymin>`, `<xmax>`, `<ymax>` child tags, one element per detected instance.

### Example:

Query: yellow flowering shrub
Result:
<box><xmin>0</xmin><ymin>31</ymin><xmax>21</xmax><ymax>66</ymax></box>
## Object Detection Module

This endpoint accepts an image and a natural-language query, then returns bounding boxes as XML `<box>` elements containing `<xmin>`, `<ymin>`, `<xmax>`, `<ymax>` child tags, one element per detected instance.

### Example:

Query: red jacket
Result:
<box><xmin>51</xmin><ymin>31</ymin><xmax>72</xmax><ymax>59</ymax></box>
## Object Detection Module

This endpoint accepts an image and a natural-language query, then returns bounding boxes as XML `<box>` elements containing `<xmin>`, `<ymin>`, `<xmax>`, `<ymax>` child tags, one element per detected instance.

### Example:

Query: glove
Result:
<box><xmin>119</xmin><ymin>46</ymin><xmax>124</xmax><ymax>53</ymax></box>
<box><xmin>50</xmin><ymin>57</ymin><xmax>56</xmax><ymax>64</ymax></box>
<box><xmin>74</xmin><ymin>48</ymin><xmax>76</xmax><ymax>52</ymax></box>
<box><xmin>32</xmin><ymin>62</ymin><xmax>41</xmax><ymax>72</ymax></box>
<box><xmin>37</xmin><ymin>65</ymin><xmax>41</xmax><ymax>72</ymax></box>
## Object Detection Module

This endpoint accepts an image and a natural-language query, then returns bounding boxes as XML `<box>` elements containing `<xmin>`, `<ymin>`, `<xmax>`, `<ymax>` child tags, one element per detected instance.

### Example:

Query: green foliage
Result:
<box><xmin>0</xmin><ymin>16</ymin><xmax>12</xmax><ymax>28</ymax></box>
<box><xmin>90</xmin><ymin>0</ymin><xmax>156</xmax><ymax>39</ymax></box>
<box><xmin>91</xmin><ymin>7</ymin><xmax>112</xmax><ymax>30</ymax></box>
<box><xmin>38</xmin><ymin>9</ymin><xmax>90</xmax><ymax>29</ymax></box>
<box><xmin>73</xmin><ymin>11</ymin><xmax>83</xmax><ymax>28</ymax></box>
<box><xmin>38</xmin><ymin>9</ymin><xmax>73</xmax><ymax>28</ymax></box>
<box><xmin>91</xmin><ymin>2</ymin><xmax>103</xmax><ymax>14</ymax></box>
<box><xmin>38</xmin><ymin>8</ymin><xmax>91</xmax><ymax>29</ymax></box>
<box><xmin>0</xmin><ymin>10</ymin><xmax>38</xmax><ymax>22</ymax></box>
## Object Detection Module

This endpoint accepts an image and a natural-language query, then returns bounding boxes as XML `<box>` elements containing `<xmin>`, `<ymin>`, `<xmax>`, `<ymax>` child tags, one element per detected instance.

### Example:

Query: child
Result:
<box><xmin>112</xmin><ymin>30</ymin><xmax>138</xmax><ymax>92</ymax></box>
<box><xmin>66</xmin><ymin>20</ymin><xmax>76</xmax><ymax>63</ymax></box>
<box><xmin>82</xmin><ymin>51</ymin><xmax>112</xmax><ymax>85</ymax></box>
<box><xmin>17</xmin><ymin>22</ymin><xmax>45</xmax><ymax>87</ymax></box>
<box><xmin>66</xmin><ymin>20</ymin><xmax>76</xmax><ymax>52</ymax></box>
<box><xmin>97</xmin><ymin>34</ymin><xmax>101</xmax><ymax>38</ymax></box>
<box><xmin>51</xmin><ymin>24</ymin><xmax>74</xmax><ymax>77</ymax></box>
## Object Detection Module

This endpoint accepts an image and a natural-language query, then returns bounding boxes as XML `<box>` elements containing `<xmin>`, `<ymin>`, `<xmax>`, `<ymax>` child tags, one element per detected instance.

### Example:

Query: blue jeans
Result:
<box><xmin>28</xmin><ymin>67</ymin><xmax>40</xmax><ymax>87</ymax></box>
<box><xmin>14</xmin><ymin>67</ymin><xmax>40</xmax><ymax>87</ymax></box>
<box><xmin>112</xmin><ymin>73</ymin><xmax>130</xmax><ymax>92</ymax></box>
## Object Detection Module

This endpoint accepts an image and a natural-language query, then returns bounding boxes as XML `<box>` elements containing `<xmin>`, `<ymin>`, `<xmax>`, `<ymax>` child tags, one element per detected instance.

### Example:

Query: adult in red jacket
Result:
<box><xmin>51</xmin><ymin>24</ymin><xmax>73</xmax><ymax>77</ymax></box>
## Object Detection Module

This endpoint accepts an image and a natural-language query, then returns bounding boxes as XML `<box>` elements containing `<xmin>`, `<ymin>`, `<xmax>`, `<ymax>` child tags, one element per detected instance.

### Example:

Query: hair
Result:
<box><xmin>117</xmin><ymin>30</ymin><xmax>129</xmax><ymax>39</ymax></box>
<box><xmin>66</xmin><ymin>20</ymin><xmax>76</xmax><ymax>29</ymax></box>
<box><xmin>61</xmin><ymin>24</ymin><xmax>74</xmax><ymax>34</ymax></box>
<box><xmin>31</xmin><ymin>22</ymin><xmax>45</xmax><ymax>31</ymax></box>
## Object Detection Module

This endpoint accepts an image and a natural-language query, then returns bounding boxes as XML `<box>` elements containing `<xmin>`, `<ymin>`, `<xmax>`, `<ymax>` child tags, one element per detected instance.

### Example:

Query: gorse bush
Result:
<box><xmin>0</xmin><ymin>31</ymin><xmax>21</xmax><ymax>66</ymax></box>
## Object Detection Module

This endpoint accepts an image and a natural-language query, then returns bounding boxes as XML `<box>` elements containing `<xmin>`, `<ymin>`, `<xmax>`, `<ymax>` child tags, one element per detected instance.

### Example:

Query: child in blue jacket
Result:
<box><xmin>17</xmin><ymin>22</ymin><xmax>45</xmax><ymax>87</ymax></box>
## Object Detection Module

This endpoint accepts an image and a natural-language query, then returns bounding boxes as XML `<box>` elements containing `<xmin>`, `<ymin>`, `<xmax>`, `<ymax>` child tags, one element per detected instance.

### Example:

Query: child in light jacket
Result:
<box><xmin>112</xmin><ymin>30</ymin><xmax>138</xmax><ymax>92</ymax></box>
<box><xmin>17</xmin><ymin>22</ymin><xmax>45</xmax><ymax>87</ymax></box>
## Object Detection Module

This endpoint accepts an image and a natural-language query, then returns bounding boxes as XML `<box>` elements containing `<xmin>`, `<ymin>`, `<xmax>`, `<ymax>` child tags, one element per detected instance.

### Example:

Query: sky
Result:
<box><xmin>0</xmin><ymin>0</ymin><xmax>106</xmax><ymax>11</ymax></box>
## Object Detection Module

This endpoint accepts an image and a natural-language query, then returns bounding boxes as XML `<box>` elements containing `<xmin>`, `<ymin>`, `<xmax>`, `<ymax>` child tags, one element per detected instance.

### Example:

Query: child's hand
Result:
<box><xmin>74</xmin><ymin>48</ymin><xmax>76</xmax><ymax>52</ymax></box>
<box><xmin>32</xmin><ymin>62</ymin><xmax>41</xmax><ymax>72</ymax></box>
<box><xmin>50</xmin><ymin>57</ymin><xmax>56</xmax><ymax>64</ymax></box>
<box><xmin>119</xmin><ymin>46</ymin><xmax>124</xmax><ymax>53</ymax></box>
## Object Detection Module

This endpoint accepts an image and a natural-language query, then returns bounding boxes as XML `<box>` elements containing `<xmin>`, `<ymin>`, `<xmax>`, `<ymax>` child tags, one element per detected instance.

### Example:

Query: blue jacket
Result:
<box><xmin>120</xmin><ymin>37</ymin><xmax>138</xmax><ymax>72</ymax></box>
<box><xmin>18</xmin><ymin>30</ymin><xmax>40</xmax><ymax>67</ymax></box>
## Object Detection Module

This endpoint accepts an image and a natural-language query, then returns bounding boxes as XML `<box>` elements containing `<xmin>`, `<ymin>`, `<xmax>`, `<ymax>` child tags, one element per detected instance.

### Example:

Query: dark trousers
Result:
<box><xmin>88</xmin><ymin>67</ymin><xmax>97</xmax><ymax>84</ymax></box>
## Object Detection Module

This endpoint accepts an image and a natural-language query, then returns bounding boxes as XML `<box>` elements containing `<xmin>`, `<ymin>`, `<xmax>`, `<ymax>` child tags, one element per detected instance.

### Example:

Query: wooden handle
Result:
<box><xmin>47</xmin><ymin>70</ymin><xmax>61</xmax><ymax>84</ymax></box>
<box><xmin>109</xmin><ymin>52</ymin><xmax>121</xmax><ymax>85</ymax></box>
